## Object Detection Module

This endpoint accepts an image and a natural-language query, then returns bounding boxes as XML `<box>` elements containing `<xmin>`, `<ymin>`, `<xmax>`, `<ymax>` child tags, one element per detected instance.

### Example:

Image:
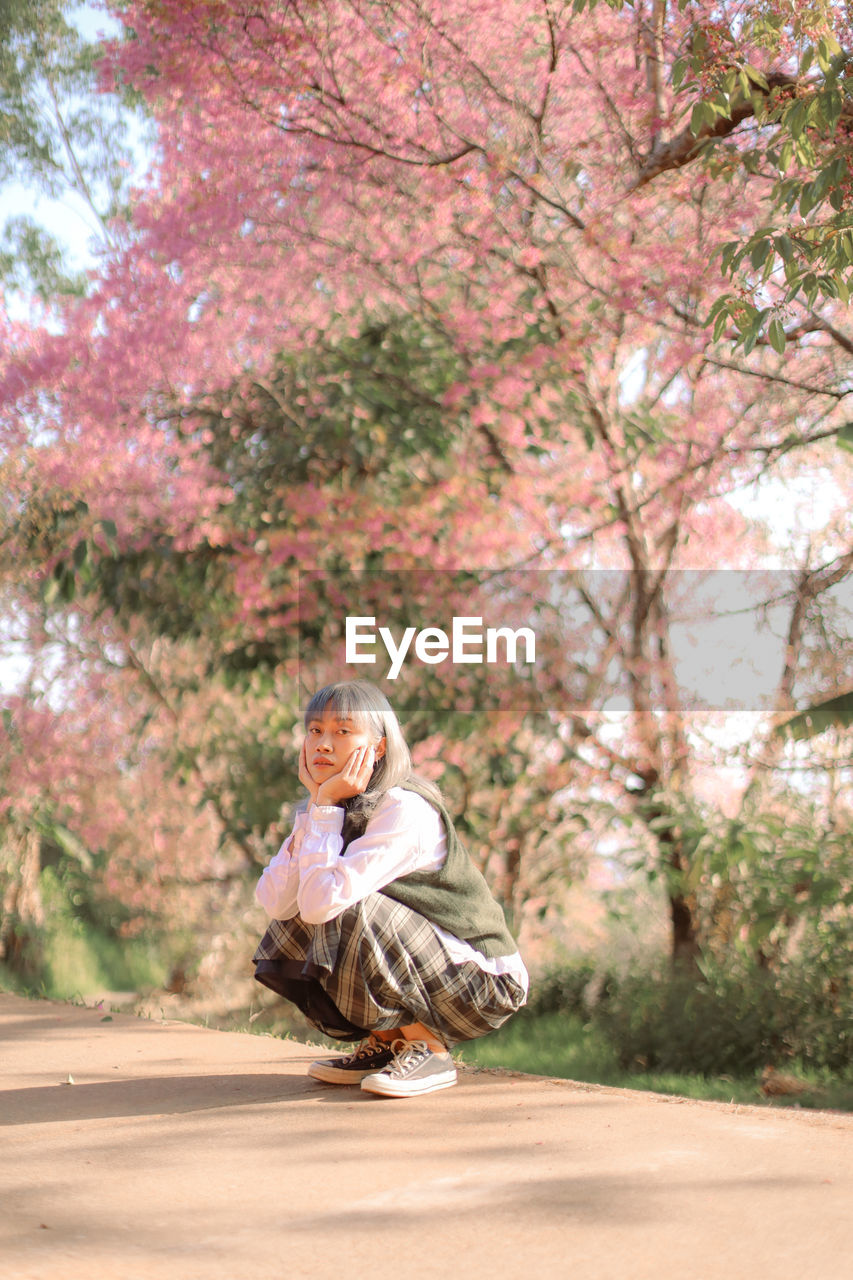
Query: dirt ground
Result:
<box><xmin>1</xmin><ymin>992</ymin><xmax>850</xmax><ymax>1280</ymax></box>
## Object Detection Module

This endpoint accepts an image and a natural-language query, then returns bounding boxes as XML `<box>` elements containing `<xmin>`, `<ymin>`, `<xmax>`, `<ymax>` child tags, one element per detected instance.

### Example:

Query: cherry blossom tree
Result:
<box><xmin>1</xmin><ymin>0</ymin><xmax>850</xmax><ymax>978</ymax></box>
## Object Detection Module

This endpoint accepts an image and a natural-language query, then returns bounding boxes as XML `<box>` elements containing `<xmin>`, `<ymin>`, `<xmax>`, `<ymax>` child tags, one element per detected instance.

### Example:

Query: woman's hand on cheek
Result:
<box><xmin>314</xmin><ymin>745</ymin><xmax>376</xmax><ymax>807</ymax></box>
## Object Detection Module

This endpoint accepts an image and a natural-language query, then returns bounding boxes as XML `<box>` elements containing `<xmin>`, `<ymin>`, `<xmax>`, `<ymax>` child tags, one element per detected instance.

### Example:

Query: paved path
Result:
<box><xmin>1</xmin><ymin>993</ymin><xmax>850</xmax><ymax>1280</ymax></box>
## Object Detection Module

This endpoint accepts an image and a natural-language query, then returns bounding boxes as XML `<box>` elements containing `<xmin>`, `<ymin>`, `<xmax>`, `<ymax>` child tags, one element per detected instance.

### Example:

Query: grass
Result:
<box><xmin>5</xmin><ymin>976</ymin><xmax>850</xmax><ymax>1111</ymax></box>
<box><xmin>42</xmin><ymin>927</ymin><xmax>166</xmax><ymax>1001</ymax></box>
<box><xmin>453</xmin><ymin>1012</ymin><xmax>853</xmax><ymax>1112</ymax></box>
<box><xmin>0</xmin><ymin>913</ymin><xmax>168</xmax><ymax>1007</ymax></box>
<box><xmin>240</xmin><ymin>1003</ymin><xmax>852</xmax><ymax>1111</ymax></box>
<box><xmin>5</xmin><ymin>912</ymin><xmax>849</xmax><ymax>1116</ymax></box>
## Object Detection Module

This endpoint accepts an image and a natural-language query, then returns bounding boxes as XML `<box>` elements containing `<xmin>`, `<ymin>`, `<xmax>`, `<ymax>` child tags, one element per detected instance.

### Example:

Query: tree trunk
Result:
<box><xmin>669</xmin><ymin>890</ymin><xmax>701</xmax><ymax>967</ymax></box>
<box><xmin>0</xmin><ymin>828</ymin><xmax>45</xmax><ymax>980</ymax></box>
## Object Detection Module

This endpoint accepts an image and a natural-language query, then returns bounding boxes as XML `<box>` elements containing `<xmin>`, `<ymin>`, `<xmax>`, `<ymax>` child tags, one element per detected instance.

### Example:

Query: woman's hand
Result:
<box><xmin>314</xmin><ymin>744</ymin><xmax>377</xmax><ymax>808</ymax></box>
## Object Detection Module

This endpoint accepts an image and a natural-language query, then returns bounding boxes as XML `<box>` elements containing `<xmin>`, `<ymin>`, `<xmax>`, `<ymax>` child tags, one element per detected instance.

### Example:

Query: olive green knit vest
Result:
<box><xmin>377</xmin><ymin>782</ymin><xmax>517</xmax><ymax>959</ymax></box>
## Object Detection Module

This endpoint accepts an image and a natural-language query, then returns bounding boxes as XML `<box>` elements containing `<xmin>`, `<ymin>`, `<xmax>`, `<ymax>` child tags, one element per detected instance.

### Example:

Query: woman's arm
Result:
<box><xmin>295</xmin><ymin>789</ymin><xmax>446</xmax><ymax>924</ymax></box>
<box><xmin>254</xmin><ymin>810</ymin><xmax>310</xmax><ymax>919</ymax></box>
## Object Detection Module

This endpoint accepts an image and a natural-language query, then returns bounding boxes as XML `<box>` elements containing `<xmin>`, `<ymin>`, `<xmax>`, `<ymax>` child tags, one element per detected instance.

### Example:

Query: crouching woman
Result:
<box><xmin>253</xmin><ymin>680</ymin><xmax>528</xmax><ymax>1098</ymax></box>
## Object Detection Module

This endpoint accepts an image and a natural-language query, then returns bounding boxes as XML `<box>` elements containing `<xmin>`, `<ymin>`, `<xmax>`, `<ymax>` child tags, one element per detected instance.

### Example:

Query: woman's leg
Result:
<box><xmin>255</xmin><ymin>894</ymin><xmax>525</xmax><ymax>1045</ymax></box>
<box><xmin>397</xmin><ymin>1021</ymin><xmax>447</xmax><ymax>1052</ymax></box>
<box><xmin>315</xmin><ymin>894</ymin><xmax>525</xmax><ymax>1046</ymax></box>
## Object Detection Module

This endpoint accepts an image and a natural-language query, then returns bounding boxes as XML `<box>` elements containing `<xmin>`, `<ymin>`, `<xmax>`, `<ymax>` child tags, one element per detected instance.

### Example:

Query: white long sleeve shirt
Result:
<box><xmin>255</xmin><ymin>787</ymin><xmax>528</xmax><ymax>992</ymax></box>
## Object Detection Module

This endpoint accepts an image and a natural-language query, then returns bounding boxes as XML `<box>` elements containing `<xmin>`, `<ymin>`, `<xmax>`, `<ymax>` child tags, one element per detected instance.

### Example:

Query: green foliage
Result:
<box><xmin>0</xmin><ymin>0</ymin><xmax>147</xmax><ymax>299</ymax></box>
<box><xmin>693</xmin><ymin>29</ymin><xmax>852</xmax><ymax>345</ymax></box>
<box><xmin>36</xmin><ymin>316</ymin><xmax>467</xmax><ymax>662</ymax></box>
<box><xmin>0</xmin><ymin>214</ymin><xmax>87</xmax><ymax>298</ymax></box>
<box><xmin>43</xmin><ymin>913</ymin><xmax>167</xmax><ymax>1000</ymax></box>
<box><xmin>194</xmin><ymin>316</ymin><xmax>465</xmax><ymax>505</ymax></box>
<box><xmin>457</xmin><ymin>1009</ymin><xmax>852</xmax><ymax>1109</ymax></box>
<box><xmin>169</xmin><ymin>674</ymin><xmax>303</xmax><ymax>851</ymax></box>
<box><xmin>502</xmin><ymin>952</ymin><xmax>852</xmax><ymax>1081</ymax></box>
<box><xmin>594</xmin><ymin>957</ymin><xmax>851</xmax><ymax>1076</ymax></box>
<box><xmin>522</xmin><ymin>961</ymin><xmax>608</xmax><ymax>1018</ymax></box>
<box><xmin>1</xmin><ymin>864</ymin><xmax>169</xmax><ymax>999</ymax></box>
<box><xmin>79</xmin><ymin>534</ymin><xmax>233</xmax><ymax>637</ymax></box>
<box><xmin>617</xmin><ymin>785</ymin><xmax>853</xmax><ymax>978</ymax></box>
<box><xmin>705</xmin><ymin>812</ymin><xmax>849</xmax><ymax>942</ymax></box>
<box><xmin>458</xmin><ymin>1010</ymin><xmax>621</xmax><ymax>1085</ymax></box>
<box><xmin>585</xmin><ymin>0</ymin><xmax>853</xmax><ymax>348</ymax></box>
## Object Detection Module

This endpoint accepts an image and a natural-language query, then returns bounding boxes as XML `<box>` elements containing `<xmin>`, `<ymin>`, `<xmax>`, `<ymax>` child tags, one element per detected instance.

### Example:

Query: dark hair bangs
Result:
<box><xmin>303</xmin><ymin>681</ymin><xmax>391</xmax><ymax>731</ymax></box>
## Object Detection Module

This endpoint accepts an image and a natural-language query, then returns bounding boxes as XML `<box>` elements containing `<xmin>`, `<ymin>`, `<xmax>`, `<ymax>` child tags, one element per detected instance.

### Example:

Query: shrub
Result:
<box><xmin>524</xmin><ymin>961</ymin><xmax>602</xmax><ymax>1018</ymax></box>
<box><xmin>595</xmin><ymin>969</ymin><xmax>776</xmax><ymax>1075</ymax></box>
<box><xmin>527</xmin><ymin>954</ymin><xmax>852</xmax><ymax>1078</ymax></box>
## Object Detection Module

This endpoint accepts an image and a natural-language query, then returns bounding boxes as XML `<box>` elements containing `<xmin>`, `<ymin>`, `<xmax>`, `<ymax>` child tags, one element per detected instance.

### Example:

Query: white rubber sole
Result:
<box><xmin>359</xmin><ymin>1068</ymin><xmax>458</xmax><ymax>1097</ymax></box>
<box><xmin>307</xmin><ymin>1059</ymin><xmax>391</xmax><ymax>1085</ymax></box>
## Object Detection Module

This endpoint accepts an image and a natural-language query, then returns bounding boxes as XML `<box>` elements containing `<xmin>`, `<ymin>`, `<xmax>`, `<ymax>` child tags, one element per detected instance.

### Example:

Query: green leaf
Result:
<box><xmin>742</xmin><ymin>63</ymin><xmax>769</xmax><ymax>92</ymax></box>
<box><xmin>802</xmin><ymin>272</ymin><xmax>820</xmax><ymax>307</ymax></box>
<box><xmin>712</xmin><ymin>309</ymin><xmax>730</xmax><ymax>341</ymax></box>
<box><xmin>719</xmin><ymin>240</ymin><xmax>740</xmax><ymax>274</ymax></box>
<box><xmin>741</xmin><ymin>323</ymin><xmax>760</xmax><ymax>356</ymax></box>
<box><xmin>785</xmin><ymin>100</ymin><xmax>807</xmax><ymax>140</ymax></box>
<box><xmin>778</xmin><ymin>139</ymin><xmax>794</xmax><ymax>173</ymax></box>
<box><xmin>99</xmin><ymin>518</ymin><xmax>119</xmax><ymax>555</ymax></box>
<box><xmin>750</xmin><ymin>237</ymin><xmax>771</xmax><ymax>270</ymax></box>
<box><xmin>799</xmin><ymin>183</ymin><xmax>817</xmax><ymax>218</ymax></box>
<box><xmin>690</xmin><ymin>101</ymin><xmax>717</xmax><ymax>136</ymax></box>
<box><xmin>837</xmin><ymin>424</ymin><xmax>853</xmax><ymax>453</ymax></box>
<box><xmin>774</xmin><ymin>234</ymin><xmax>794</xmax><ymax>263</ymax></box>
<box><xmin>816</xmin><ymin>34</ymin><xmax>842</xmax><ymax>72</ymax></box>
<box><xmin>58</xmin><ymin>570</ymin><xmax>76</xmax><ymax>603</ymax></box>
<box><xmin>768</xmin><ymin>316</ymin><xmax>786</xmax><ymax>354</ymax></box>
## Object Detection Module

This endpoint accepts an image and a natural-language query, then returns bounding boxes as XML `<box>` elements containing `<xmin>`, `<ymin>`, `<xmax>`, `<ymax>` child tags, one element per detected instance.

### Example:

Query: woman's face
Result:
<box><xmin>303</xmin><ymin>708</ymin><xmax>386</xmax><ymax>785</ymax></box>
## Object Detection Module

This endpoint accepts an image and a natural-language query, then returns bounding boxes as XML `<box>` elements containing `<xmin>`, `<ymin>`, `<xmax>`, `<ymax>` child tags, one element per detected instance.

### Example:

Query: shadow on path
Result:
<box><xmin>1</xmin><ymin>1072</ymin><xmax>315</xmax><ymax>1125</ymax></box>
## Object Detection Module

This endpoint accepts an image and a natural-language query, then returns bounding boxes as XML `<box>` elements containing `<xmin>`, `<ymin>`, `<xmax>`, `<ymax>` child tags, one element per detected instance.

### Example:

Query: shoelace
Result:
<box><xmin>386</xmin><ymin>1039</ymin><xmax>434</xmax><ymax>1074</ymax></box>
<box><xmin>351</xmin><ymin>1035</ymin><xmax>390</xmax><ymax>1061</ymax></box>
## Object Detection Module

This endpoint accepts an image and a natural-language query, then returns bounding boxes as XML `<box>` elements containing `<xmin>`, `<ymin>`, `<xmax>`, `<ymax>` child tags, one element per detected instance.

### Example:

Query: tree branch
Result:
<box><xmin>631</xmin><ymin>73</ymin><xmax>795</xmax><ymax>190</ymax></box>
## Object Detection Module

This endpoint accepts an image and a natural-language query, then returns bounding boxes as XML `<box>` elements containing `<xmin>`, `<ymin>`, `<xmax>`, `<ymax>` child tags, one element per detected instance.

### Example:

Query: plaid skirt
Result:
<box><xmin>252</xmin><ymin>892</ymin><xmax>526</xmax><ymax>1047</ymax></box>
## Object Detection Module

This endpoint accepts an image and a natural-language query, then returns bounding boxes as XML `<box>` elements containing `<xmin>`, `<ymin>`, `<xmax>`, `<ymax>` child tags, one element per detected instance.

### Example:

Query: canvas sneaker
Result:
<box><xmin>360</xmin><ymin>1040</ymin><xmax>458</xmax><ymax>1097</ymax></box>
<box><xmin>307</xmin><ymin>1035</ymin><xmax>396</xmax><ymax>1084</ymax></box>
